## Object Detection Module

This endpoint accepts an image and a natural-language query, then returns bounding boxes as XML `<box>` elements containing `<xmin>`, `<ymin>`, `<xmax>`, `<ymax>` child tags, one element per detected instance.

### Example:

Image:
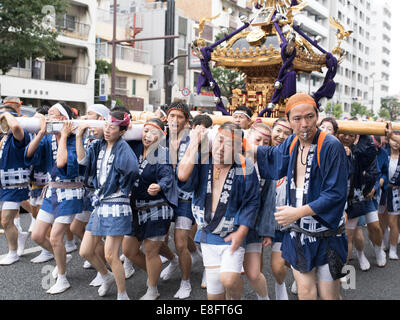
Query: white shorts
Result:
<box><xmin>388</xmin><ymin>211</ymin><xmax>400</xmax><ymax>216</ymax></box>
<box><xmin>30</xmin><ymin>196</ymin><xmax>43</xmax><ymax>207</ymax></box>
<box><xmin>146</xmin><ymin>235</ymin><xmax>166</xmax><ymax>242</ymax></box>
<box><xmin>74</xmin><ymin>211</ymin><xmax>91</xmax><ymax>223</ymax></box>
<box><xmin>271</xmin><ymin>242</ymin><xmax>282</xmax><ymax>253</ymax></box>
<box><xmin>346</xmin><ymin>211</ymin><xmax>379</xmax><ymax>230</ymax></box>
<box><xmin>201</xmin><ymin>243</ymin><xmax>245</xmax><ymax>274</ymax></box>
<box><xmin>0</xmin><ymin>201</ymin><xmax>20</xmax><ymax>211</ymax></box>
<box><xmin>174</xmin><ymin>216</ymin><xmax>193</xmax><ymax>231</ymax></box>
<box><xmin>245</xmin><ymin>242</ymin><xmax>262</xmax><ymax>254</ymax></box>
<box><xmin>37</xmin><ymin>209</ymin><xmax>76</xmax><ymax>225</ymax></box>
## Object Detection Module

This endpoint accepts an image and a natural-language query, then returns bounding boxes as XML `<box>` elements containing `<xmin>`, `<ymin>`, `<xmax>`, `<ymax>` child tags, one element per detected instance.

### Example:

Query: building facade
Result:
<box><xmin>96</xmin><ymin>1</ymin><xmax>153</xmax><ymax>110</ymax></box>
<box><xmin>0</xmin><ymin>0</ymin><xmax>96</xmax><ymax>112</ymax></box>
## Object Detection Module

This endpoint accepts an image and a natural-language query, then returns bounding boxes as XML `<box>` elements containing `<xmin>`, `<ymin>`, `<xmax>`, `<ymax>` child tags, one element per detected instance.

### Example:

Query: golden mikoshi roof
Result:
<box><xmin>211</xmin><ymin>0</ymin><xmax>327</xmax><ymax>73</ymax></box>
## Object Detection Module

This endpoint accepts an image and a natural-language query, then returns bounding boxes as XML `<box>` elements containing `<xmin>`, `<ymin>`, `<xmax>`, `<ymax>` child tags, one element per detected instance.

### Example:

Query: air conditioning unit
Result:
<box><xmin>149</xmin><ymin>79</ymin><xmax>159</xmax><ymax>91</ymax></box>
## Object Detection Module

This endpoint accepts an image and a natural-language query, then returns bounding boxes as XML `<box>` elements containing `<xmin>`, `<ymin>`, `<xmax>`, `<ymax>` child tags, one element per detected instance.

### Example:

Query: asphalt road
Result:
<box><xmin>0</xmin><ymin>212</ymin><xmax>399</xmax><ymax>301</ymax></box>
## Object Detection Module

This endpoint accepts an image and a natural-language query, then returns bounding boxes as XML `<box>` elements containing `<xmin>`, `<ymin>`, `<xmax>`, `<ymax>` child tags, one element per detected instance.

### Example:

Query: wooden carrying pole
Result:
<box><xmin>130</xmin><ymin>111</ymin><xmax>400</xmax><ymax>136</ymax></box>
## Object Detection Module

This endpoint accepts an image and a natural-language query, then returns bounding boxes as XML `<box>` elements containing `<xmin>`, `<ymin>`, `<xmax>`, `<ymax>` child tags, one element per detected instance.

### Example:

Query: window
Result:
<box><xmin>132</xmin><ymin>79</ymin><xmax>136</xmax><ymax>96</ymax></box>
<box><xmin>115</xmin><ymin>76</ymin><xmax>127</xmax><ymax>95</ymax></box>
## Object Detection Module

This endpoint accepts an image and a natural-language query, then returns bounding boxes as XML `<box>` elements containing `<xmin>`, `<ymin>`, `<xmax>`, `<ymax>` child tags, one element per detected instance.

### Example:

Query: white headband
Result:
<box><xmin>53</xmin><ymin>103</ymin><xmax>70</xmax><ymax>120</ymax></box>
<box><xmin>233</xmin><ymin>111</ymin><xmax>251</xmax><ymax>120</ymax></box>
<box><xmin>88</xmin><ymin>104</ymin><xmax>110</xmax><ymax>119</ymax></box>
<box><xmin>158</xmin><ymin>107</ymin><xmax>167</xmax><ymax>118</ymax></box>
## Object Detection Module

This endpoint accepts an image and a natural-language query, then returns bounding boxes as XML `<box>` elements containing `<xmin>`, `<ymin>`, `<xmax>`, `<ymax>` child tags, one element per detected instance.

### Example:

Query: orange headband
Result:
<box><xmin>167</xmin><ymin>107</ymin><xmax>189</xmax><ymax>119</ymax></box>
<box><xmin>144</xmin><ymin>122</ymin><xmax>166</xmax><ymax>135</ymax></box>
<box><xmin>285</xmin><ymin>93</ymin><xmax>317</xmax><ymax>115</ymax></box>
<box><xmin>4</xmin><ymin>101</ymin><xmax>22</xmax><ymax>106</ymax></box>
<box><xmin>251</xmin><ymin>125</ymin><xmax>271</xmax><ymax>137</ymax></box>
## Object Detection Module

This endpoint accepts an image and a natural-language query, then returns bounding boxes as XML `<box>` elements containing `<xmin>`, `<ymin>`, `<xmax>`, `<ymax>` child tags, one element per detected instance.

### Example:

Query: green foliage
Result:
<box><xmin>325</xmin><ymin>102</ymin><xmax>343</xmax><ymax>119</ymax></box>
<box><xmin>350</xmin><ymin>102</ymin><xmax>367</xmax><ymax>117</ymax></box>
<box><xmin>211</xmin><ymin>66</ymin><xmax>244</xmax><ymax>99</ymax></box>
<box><xmin>0</xmin><ymin>0</ymin><xmax>68</xmax><ymax>74</ymax></box>
<box><xmin>95</xmin><ymin>59</ymin><xmax>113</xmax><ymax>75</ymax></box>
<box><xmin>94</xmin><ymin>60</ymin><xmax>122</xmax><ymax>106</ymax></box>
<box><xmin>379</xmin><ymin>96</ymin><xmax>400</xmax><ymax>121</ymax></box>
<box><xmin>210</xmin><ymin>31</ymin><xmax>244</xmax><ymax>100</ymax></box>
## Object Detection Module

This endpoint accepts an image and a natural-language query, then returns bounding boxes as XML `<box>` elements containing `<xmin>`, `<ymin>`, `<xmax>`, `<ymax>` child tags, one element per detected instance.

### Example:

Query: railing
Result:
<box><xmin>96</xmin><ymin>42</ymin><xmax>150</xmax><ymax>65</ymax></box>
<box><xmin>56</xmin><ymin>20</ymin><xmax>90</xmax><ymax>40</ymax></box>
<box><xmin>44</xmin><ymin>61</ymin><xmax>89</xmax><ymax>85</ymax></box>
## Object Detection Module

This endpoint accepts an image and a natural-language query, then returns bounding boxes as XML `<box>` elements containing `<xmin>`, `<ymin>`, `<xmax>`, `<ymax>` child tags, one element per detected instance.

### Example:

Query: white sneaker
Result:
<box><xmin>120</xmin><ymin>254</ymin><xmax>126</xmax><ymax>262</ymax></box>
<box><xmin>290</xmin><ymin>280</ymin><xmax>298</xmax><ymax>295</ymax></box>
<box><xmin>160</xmin><ymin>258</ymin><xmax>179</xmax><ymax>281</ymax></box>
<box><xmin>31</xmin><ymin>250</ymin><xmax>54</xmax><ymax>263</ymax></box>
<box><xmin>356</xmin><ymin>250</ymin><xmax>371</xmax><ymax>271</ymax></box>
<box><xmin>389</xmin><ymin>249</ymin><xmax>399</xmax><ymax>260</ymax></box>
<box><xmin>89</xmin><ymin>272</ymin><xmax>104</xmax><ymax>287</ymax></box>
<box><xmin>140</xmin><ymin>287</ymin><xmax>160</xmax><ymax>300</ymax></box>
<box><xmin>275</xmin><ymin>282</ymin><xmax>289</xmax><ymax>300</ymax></box>
<box><xmin>124</xmin><ymin>259</ymin><xmax>135</xmax><ymax>279</ymax></box>
<box><xmin>46</xmin><ymin>276</ymin><xmax>70</xmax><ymax>295</ymax></box>
<box><xmin>98</xmin><ymin>273</ymin><xmax>115</xmax><ymax>297</ymax></box>
<box><xmin>117</xmin><ymin>292</ymin><xmax>130</xmax><ymax>300</ymax></box>
<box><xmin>173</xmin><ymin>280</ymin><xmax>191</xmax><ymax>299</ymax></box>
<box><xmin>52</xmin><ymin>254</ymin><xmax>72</xmax><ymax>279</ymax></box>
<box><xmin>160</xmin><ymin>255</ymin><xmax>168</xmax><ymax>264</ymax></box>
<box><xmin>375</xmin><ymin>247</ymin><xmax>387</xmax><ymax>267</ymax></box>
<box><xmin>65</xmin><ymin>241</ymin><xmax>77</xmax><ymax>254</ymax></box>
<box><xmin>201</xmin><ymin>269</ymin><xmax>207</xmax><ymax>289</ymax></box>
<box><xmin>83</xmin><ymin>260</ymin><xmax>92</xmax><ymax>269</ymax></box>
<box><xmin>28</xmin><ymin>217</ymin><xmax>36</xmax><ymax>233</ymax></box>
<box><xmin>0</xmin><ymin>252</ymin><xmax>19</xmax><ymax>265</ymax></box>
<box><xmin>17</xmin><ymin>231</ymin><xmax>29</xmax><ymax>256</ymax></box>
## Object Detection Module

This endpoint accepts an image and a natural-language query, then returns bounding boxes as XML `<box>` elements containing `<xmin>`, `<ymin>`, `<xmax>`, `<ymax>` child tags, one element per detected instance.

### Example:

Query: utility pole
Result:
<box><xmin>111</xmin><ymin>0</ymin><xmax>117</xmax><ymax>106</ymax></box>
<box><xmin>164</xmin><ymin>0</ymin><xmax>175</xmax><ymax>105</ymax></box>
<box><xmin>109</xmin><ymin>0</ymin><xmax>178</xmax><ymax>107</ymax></box>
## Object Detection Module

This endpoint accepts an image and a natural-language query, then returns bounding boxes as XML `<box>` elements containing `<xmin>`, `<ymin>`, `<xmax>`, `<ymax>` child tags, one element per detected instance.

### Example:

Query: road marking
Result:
<box><xmin>0</xmin><ymin>245</ymin><xmax>42</xmax><ymax>260</ymax></box>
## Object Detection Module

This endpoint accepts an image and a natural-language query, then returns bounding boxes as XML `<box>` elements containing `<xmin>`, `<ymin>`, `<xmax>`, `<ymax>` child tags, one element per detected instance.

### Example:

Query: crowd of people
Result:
<box><xmin>0</xmin><ymin>93</ymin><xmax>399</xmax><ymax>300</ymax></box>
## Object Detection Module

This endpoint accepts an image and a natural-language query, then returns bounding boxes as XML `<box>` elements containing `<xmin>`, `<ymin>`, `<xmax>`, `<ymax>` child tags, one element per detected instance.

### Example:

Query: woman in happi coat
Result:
<box><xmin>122</xmin><ymin>118</ymin><xmax>178</xmax><ymax>300</ymax></box>
<box><xmin>25</xmin><ymin>103</ymin><xmax>83</xmax><ymax>295</ymax></box>
<box><xmin>76</xmin><ymin>111</ymin><xmax>138</xmax><ymax>300</ymax></box>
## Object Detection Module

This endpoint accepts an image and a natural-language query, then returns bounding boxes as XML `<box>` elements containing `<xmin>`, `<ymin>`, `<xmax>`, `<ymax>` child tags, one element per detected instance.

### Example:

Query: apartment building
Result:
<box><xmin>0</xmin><ymin>0</ymin><xmax>96</xmax><ymax>112</ymax></box>
<box><xmin>370</xmin><ymin>0</ymin><xmax>391</xmax><ymax>114</ymax></box>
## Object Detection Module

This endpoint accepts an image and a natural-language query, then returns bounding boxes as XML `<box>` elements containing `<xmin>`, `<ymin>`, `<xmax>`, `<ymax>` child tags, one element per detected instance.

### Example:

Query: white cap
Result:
<box><xmin>87</xmin><ymin>104</ymin><xmax>110</xmax><ymax>119</ymax></box>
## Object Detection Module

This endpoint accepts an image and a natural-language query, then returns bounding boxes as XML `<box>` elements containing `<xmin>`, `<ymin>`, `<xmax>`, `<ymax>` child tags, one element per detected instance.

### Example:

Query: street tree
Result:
<box><xmin>0</xmin><ymin>0</ymin><xmax>68</xmax><ymax>74</ymax></box>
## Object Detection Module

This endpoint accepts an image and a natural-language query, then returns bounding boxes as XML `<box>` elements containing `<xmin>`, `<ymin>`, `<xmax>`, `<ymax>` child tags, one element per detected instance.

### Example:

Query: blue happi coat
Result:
<box><xmin>0</xmin><ymin>130</ymin><xmax>32</xmax><ymax>202</ymax></box>
<box><xmin>245</xmin><ymin>166</ymin><xmax>276</xmax><ymax>245</ymax></box>
<box><xmin>166</xmin><ymin>132</ymin><xmax>194</xmax><ymax>222</ymax></box>
<box><xmin>80</xmin><ymin>138</ymin><xmax>139</xmax><ymax>236</ymax></box>
<box><xmin>257</xmin><ymin>130</ymin><xmax>348</xmax><ymax>273</ymax></box>
<box><xmin>130</xmin><ymin>141</ymin><xmax>178</xmax><ymax>207</ymax></box>
<box><xmin>128</xmin><ymin>141</ymin><xmax>178</xmax><ymax>240</ymax></box>
<box><xmin>374</xmin><ymin>147</ymin><xmax>389</xmax><ymax>207</ymax></box>
<box><xmin>385</xmin><ymin>147</ymin><xmax>400</xmax><ymax>212</ymax></box>
<box><xmin>82</xmin><ymin>138</ymin><xmax>138</xmax><ymax>200</ymax></box>
<box><xmin>179</xmin><ymin>155</ymin><xmax>260</xmax><ymax>246</ymax></box>
<box><xmin>24</xmin><ymin>134</ymin><xmax>83</xmax><ymax>216</ymax></box>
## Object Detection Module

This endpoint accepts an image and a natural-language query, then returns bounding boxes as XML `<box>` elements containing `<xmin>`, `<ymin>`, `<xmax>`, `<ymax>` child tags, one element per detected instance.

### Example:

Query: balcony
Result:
<box><xmin>44</xmin><ymin>61</ymin><xmax>89</xmax><ymax>85</ymax></box>
<box><xmin>96</xmin><ymin>42</ymin><xmax>150</xmax><ymax>65</ymax></box>
<box><xmin>4</xmin><ymin>60</ymin><xmax>89</xmax><ymax>85</ymax></box>
<box><xmin>56</xmin><ymin>16</ymin><xmax>90</xmax><ymax>41</ymax></box>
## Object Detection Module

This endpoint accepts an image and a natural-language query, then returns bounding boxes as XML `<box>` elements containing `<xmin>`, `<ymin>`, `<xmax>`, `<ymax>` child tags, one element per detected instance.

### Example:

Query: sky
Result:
<box><xmin>388</xmin><ymin>0</ymin><xmax>400</xmax><ymax>95</ymax></box>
